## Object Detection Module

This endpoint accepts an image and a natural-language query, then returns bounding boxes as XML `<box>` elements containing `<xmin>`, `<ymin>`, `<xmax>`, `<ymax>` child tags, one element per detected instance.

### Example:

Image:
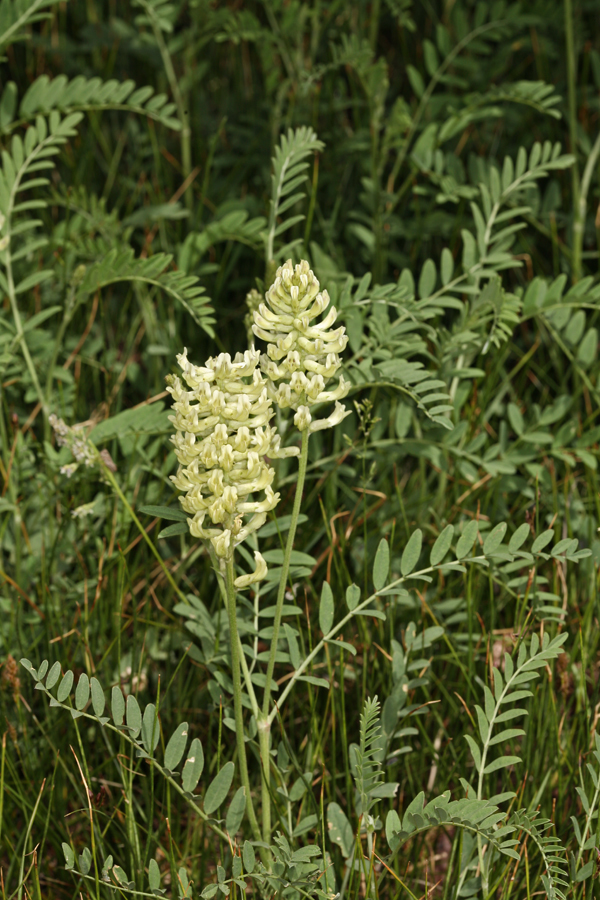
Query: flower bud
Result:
<box><xmin>234</xmin><ymin>551</ymin><xmax>268</xmax><ymax>589</ymax></box>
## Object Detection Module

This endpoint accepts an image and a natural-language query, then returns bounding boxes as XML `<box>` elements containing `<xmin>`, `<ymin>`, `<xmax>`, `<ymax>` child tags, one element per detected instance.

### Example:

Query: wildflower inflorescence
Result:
<box><xmin>167</xmin><ymin>347</ymin><xmax>298</xmax><ymax>583</ymax></box>
<box><xmin>252</xmin><ymin>259</ymin><xmax>350</xmax><ymax>433</ymax></box>
<box><xmin>167</xmin><ymin>261</ymin><xmax>349</xmax><ymax>587</ymax></box>
<box><xmin>49</xmin><ymin>414</ymin><xmax>99</xmax><ymax>476</ymax></box>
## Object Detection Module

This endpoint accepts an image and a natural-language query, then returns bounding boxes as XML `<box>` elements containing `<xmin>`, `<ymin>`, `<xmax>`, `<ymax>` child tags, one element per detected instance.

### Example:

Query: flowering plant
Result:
<box><xmin>165</xmin><ymin>259</ymin><xmax>349</xmax><ymax>844</ymax></box>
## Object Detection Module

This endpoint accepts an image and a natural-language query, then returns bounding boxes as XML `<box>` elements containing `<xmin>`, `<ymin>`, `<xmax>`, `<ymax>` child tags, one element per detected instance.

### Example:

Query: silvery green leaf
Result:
<box><xmin>204</xmin><ymin>761</ymin><xmax>234</xmax><ymax>814</ymax></box>
<box><xmin>126</xmin><ymin>694</ymin><xmax>142</xmax><ymax>738</ymax></box>
<box><xmin>62</xmin><ymin>842</ymin><xmax>75</xmax><ymax>869</ymax></box>
<box><xmin>164</xmin><ymin>721</ymin><xmax>189</xmax><ymax>772</ymax></box>
<box><xmin>111</xmin><ymin>686</ymin><xmax>125</xmax><ymax>726</ymax></box>
<box><xmin>483</xmin><ymin>522</ymin><xmax>507</xmax><ymax>555</ymax></box>
<box><xmin>148</xmin><ymin>858</ymin><xmax>161</xmax><ymax>890</ymax></box>
<box><xmin>242</xmin><ymin>841</ymin><xmax>255</xmax><ymax>873</ymax></box>
<box><xmin>45</xmin><ymin>660</ymin><xmax>61</xmax><ymax>690</ymax></box>
<box><xmin>456</xmin><ymin>520</ymin><xmax>478</xmax><ymax>559</ymax></box>
<box><xmin>181</xmin><ymin>738</ymin><xmax>204</xmax><ymax>792</ymax></box>
<box><xmin>327</xmin><ymin>802</ymin><xmax>353</xmax><ymax>857</ymax></box>
<box><xmin>346</xmin><ymin>584</ymin><xmax>360</xmax><ymax>610</ymax></box>
<box><xmin>141</xmin><ymin>703</ymin><xmax>160</xmax><ymax>754</ymax></box>
<box><xmin>509</xmin><ymin>523</ymin><xmax>530</xmax><ymax>553</ymax></box>
<box><xmin>90</xmin><ymin>677</ymin><xmax>105</xmax><ymax>717</ymax></box>
<box><xmin>430</xmin><ymin>524</ymin><xmax>453</xmax><ymax>566</ymax></box>
<box><xmin>401</xmin><ymin>529</ymin><xmax>422</xmax><ymax>575</ymax></box>
<box><xmin>373</xmin><ymin>538</ymin><xmax>389</xmax><ymax>590</ymax></box>
<box><xmin>57</xmin><ymin>670</ymin><xmax>74</xmax><ymax>703</ymax></box>
<box><xmin>319</xmin><ymin>581</ymin><xmax>334</xmax><ymax>634</ymax></box>
<box><xmin>225</xmin><ymin>786</ymin><xmax>246</xmax><ymax>834</ymax></box>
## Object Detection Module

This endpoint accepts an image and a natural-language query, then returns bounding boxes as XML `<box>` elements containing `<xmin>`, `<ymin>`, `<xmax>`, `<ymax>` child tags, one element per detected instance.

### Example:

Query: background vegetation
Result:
<box><xmin>2</xmin><ymin>0</ymin><xmax>600</xmax><ymax>897</ymax></box>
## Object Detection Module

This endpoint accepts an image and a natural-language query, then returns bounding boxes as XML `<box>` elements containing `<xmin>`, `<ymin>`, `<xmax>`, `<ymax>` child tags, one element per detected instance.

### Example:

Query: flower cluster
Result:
<box><xmin>252</xmin><ymin>259</ymin><xmax>350</xmax><ymax>433</ymax></box>
<box><xmin>49</xmin><ymin>414</ymin><xmax>98</xmax><ymax>477</ymax></box>
<box><xmin>167</xmin><ymin>347</ymin><xmax>297</xmax><ymax>583</ymax></box>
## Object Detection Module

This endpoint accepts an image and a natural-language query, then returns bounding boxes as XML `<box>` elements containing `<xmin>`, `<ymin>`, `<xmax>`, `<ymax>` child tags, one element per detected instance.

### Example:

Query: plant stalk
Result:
<box><xmin>573</xmin><ymin>132</ymin><xmax>600</xmax><ymax>288</ymax></box>
<box><xmin>259</xmin><ymin>428</ymin><xmax>309</xmax><ymax>841</ymax></box>
<box><xmin>224</xmin><ymin>556</ymin><xmax>263</xmax><ymax>847</ymax></box>
<box><xmin>100</xmin><ymin>464</ymin><xmax>187</xmax><ymax>605</ymax></box>
<box><xmin>565</xmin><ymin>0</ymin><xmax>581</xmax><ymax>281</ymax></box>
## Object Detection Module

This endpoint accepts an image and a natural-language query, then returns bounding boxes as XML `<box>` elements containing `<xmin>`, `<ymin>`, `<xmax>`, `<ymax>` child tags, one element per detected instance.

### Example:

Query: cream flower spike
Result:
<box><xmin>166</xmin><ymin>347</ymin><xmax>295</xmax><ymax>566</ymax></box>
<box><xmin>253</xmin><ymin>259</ymin><xmax>351</xmax><ymax>433</ymax></box>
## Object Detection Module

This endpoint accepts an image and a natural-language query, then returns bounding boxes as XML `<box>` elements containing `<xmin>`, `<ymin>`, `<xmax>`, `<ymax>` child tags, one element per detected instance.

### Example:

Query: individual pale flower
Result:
<box><xmin>166</xmin><ymin>347</ymin><xmax>297</xmax><ymax>585</ymax></box>
<box><xmin>71</xmin><ymin>502</ymin><xmax>97</xmax><ymax>519</ymax></box>
<box><xmin>252</xmin><ymin>259</ymin><xmax>350</xmax><ymax>432</ymax></box>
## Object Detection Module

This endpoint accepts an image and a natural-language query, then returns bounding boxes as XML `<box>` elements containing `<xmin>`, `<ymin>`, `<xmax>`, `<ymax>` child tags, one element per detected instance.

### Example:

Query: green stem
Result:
<box><xmin>141</xmin><ymin>0</ymin><xmax>192</xmax><ymax>208</ymax></box>
<box><xmin>565</xmin><ymin>0</ymin><xmax>581</xmax><ymax>281</ymax></box>
<box><xmin>100</xmin><ymin>464</ymin><xmax>187</xmax><ymax>605</ymax></box>
<box><xmin>209</xmin><ymin>543</ymin><xmax>260</xmax><ymax>718</ymax></box>
<box><xmin>259</xmin><ymin>428</ymin><xmax>309</xmax><ymax>841</ymax></box>
<box><xmin>224</xmin><ymin>557</ymin><xmax>263</xmax><ymax>847</ymax></box>
<box><xmin>573</xmin><ymin>132</ymin><xmax>600</xmax><ymax>287</ymax></box>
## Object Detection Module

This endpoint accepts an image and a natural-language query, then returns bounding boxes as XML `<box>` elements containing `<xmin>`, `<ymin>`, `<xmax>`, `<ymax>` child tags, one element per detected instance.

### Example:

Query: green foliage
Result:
<box><xmin>3</xmin><ymin>1</ymin><xmax>600</xmax><ymax>898</ymax></box>
<box><xmin>0</xmin><ymin>74</ymin><xmax>181</xmax><ymax>134</ymax></box>
<box><xmin>266</xmin><ymin>126</ymin><xmax>324</xmax><ymax>263</ymax></box>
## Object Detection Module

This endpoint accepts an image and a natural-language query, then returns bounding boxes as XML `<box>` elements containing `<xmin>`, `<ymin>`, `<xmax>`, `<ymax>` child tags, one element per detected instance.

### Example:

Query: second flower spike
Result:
<box><xmin>253</xmin><ymin>259</ymin><xmax>351</xmax><ymax>433</ymax></box>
